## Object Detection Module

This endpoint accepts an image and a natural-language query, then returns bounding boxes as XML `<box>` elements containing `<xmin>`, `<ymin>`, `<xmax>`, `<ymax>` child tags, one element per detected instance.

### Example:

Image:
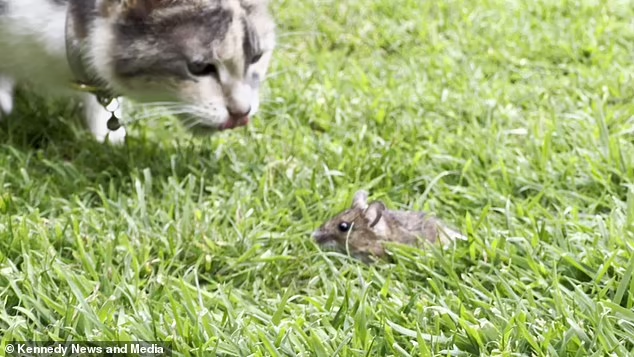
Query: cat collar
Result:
<box><xmin>65</xmin><ymin>4</ymin><xmax>122</xmax><ymax>131</ymax></box>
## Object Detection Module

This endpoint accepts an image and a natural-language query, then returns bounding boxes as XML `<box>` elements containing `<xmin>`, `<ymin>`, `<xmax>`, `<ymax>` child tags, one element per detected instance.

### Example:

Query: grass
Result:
<box><xmin>2</xmin><ymin>0</ymin><xmax>634</xmax><ymax>355</ymax></box>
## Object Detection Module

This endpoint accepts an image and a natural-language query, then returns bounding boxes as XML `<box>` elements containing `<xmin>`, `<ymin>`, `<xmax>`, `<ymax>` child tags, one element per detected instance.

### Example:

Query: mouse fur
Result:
<box><xmin>313</xmin><ymin>190</ymin><xmax>465</xmax><ymax>263</ymax></box>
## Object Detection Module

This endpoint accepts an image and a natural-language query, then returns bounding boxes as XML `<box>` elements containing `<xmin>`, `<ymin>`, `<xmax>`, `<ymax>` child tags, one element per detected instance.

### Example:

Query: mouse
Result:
<box><xmin>312</xmin><ymin>190</ymin><xmax>466</xmax><ymax>263</ymax></box>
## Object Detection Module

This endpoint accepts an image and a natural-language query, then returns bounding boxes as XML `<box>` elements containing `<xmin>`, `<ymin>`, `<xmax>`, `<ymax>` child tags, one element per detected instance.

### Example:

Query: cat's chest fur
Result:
<box><xmin>0</xmin><ymin>0</ymin><xmax>74</xmax><ymax>93</ymax></box>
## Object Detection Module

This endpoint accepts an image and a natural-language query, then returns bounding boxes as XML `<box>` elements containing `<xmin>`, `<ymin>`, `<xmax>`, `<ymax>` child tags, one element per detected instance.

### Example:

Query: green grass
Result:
<box><xmin>2</xmin><ymin>0</ymin><xmax>634</xmax><ymax>355</ymax></box>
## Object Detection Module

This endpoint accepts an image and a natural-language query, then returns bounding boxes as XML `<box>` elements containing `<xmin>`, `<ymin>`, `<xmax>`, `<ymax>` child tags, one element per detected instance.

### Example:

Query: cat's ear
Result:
<box><xmin>352</xmin><ymin>190</ymin><xmax>369</xmax><ymax>210</ymax></box>
<box><xmin>364</xmin><ymin>201</ymin><xmax>385</xmax><ymax>228</ymax></box>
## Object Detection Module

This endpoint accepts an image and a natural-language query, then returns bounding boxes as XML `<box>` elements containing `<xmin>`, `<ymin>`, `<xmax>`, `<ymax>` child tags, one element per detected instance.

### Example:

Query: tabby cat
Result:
<box><xmin>0</xmin><ymin>0</ymin><xmax>275</xmax><ymax>142</ymax></box>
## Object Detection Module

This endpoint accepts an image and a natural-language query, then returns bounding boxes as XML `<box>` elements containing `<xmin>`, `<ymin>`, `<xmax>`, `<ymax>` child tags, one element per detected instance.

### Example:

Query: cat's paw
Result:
<box><xmin>0</xmin><ymin>76</ymin><xmax>15</xmax><ymax>119</ymax></box>
<box><xmin>0</xmin><ymin>92</ymin><xmax>13</xmax><ymax>118</ymax></box>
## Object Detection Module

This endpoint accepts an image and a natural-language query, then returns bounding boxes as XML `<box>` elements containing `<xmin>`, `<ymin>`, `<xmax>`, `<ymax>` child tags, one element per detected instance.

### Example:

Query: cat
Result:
<box><xmin>0</xmin><ymin>0</ymin><xmax>276</xmax><ymax>143</ymax></box>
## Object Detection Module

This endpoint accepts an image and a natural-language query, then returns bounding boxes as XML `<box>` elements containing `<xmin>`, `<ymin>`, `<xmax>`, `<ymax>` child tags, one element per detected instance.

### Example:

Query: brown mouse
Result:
<box><xmin>312</xmin><ymin>190</ymin><xmax>465</xmax><ymax>263</ymax></box>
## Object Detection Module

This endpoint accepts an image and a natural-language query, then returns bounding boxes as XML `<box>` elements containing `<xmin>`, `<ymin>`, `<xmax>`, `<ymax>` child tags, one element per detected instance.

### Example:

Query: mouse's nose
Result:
<box><xmin>312</xmin><ymin>231</ymin><xmax>329</xmax><ymax>243</ymax></box>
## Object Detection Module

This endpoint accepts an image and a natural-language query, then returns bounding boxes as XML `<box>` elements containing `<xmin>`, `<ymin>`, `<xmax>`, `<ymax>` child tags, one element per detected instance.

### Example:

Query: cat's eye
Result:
<box><xmin>338</xmin><ymin>222</ymin><xmax>351</xmax><ymax>232</ymax></box>
<box><xmin>250</xmin><ymin>53</ymin><xmax>263</xmax><ymax>64</ymax></box>
<box><xmin>187</xmin><ymin>61</ymin><xmax>218</xmax><ymax>77</ymax></box>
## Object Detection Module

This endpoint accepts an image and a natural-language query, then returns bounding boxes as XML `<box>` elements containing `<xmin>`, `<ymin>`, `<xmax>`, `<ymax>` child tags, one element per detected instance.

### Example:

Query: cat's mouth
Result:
<box><xmin>181</xmin><ymin>116</ymin><xmax>250</xmax><ymax>135</ymax></box>
<box><xmin>221</xmin><ymin>116</ymin><xmax>250</xmax><ymax>130</ymax></box>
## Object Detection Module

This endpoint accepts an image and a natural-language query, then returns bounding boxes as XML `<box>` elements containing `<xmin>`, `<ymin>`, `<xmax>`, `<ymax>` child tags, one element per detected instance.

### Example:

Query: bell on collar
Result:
<box><xmin>107</xmin><ymin>113</ymin><xmax>121</xmax><ymax>131</ymax></box>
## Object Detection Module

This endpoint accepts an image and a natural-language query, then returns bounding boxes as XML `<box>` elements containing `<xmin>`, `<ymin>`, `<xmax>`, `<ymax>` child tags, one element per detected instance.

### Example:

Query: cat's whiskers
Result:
<box><xmin>137</xmin><ymin>101</ymin><xmax>186</xmax><ymax>109</ymax></box>
<box><xmin>133</xmin><ymin>103</ymin><xmax>195</xmax><ymax>115</ymax></box>
<box><xmin>123</xmin><ymin>103</ymin><xmax>206</xmax><ymax>125</ymax></box>
<box><xmin>264</xmin><ymin>70</ymin><xmax>290</xmax><ymax>79</ymax></box>
<box><xmin>180</xmin><ymin>114</ymin><xmax>204</xmax><ymax>130</ymax></box>
<box><xmin>276</xmin><ymin>31</ymin><xmax>320</xmax><ymax>39</ymax></box>
<box><xmin>130</xmin><ymin>110</ymin><xmax>195</xmax><ymax>121</ymax></box>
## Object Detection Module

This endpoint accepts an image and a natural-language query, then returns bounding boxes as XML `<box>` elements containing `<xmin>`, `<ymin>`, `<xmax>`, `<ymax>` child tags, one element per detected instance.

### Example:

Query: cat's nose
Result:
<box><xmin>228</xmin><ymin>106</ymin><xmax>251</xmax><ymax>121</ymax></box>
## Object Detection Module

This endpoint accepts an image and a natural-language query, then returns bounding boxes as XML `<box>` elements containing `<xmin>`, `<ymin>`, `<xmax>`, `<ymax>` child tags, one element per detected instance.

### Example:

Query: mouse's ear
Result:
<box><xmin>352</xmin><ymin>190</ymin><xmax>369</xmax><ymax>209</ymax></box>
<box><xmin>364</xmin><ymin>201</ymin><xmax>386</xmax><ymax>228</ymax></box>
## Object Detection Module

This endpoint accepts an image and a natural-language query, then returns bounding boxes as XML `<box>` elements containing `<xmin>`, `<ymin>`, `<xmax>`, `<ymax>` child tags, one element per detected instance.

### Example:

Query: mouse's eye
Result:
<box><xmin>338</xmin><ymin>222</ymin><xmax>351</xmax><ymax>232</ymax></box>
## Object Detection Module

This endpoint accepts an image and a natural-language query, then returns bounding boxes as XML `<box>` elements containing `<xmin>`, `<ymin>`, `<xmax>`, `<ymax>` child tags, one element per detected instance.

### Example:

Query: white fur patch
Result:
<box><xmin>0</xmin><ymin>0</ymin><xmax>74</xmax><ymax>89</ymax></box>
<box><xmin>0</xmin><ymin>75</ymin><xmax>14</xmax><ymax>117</ymax></box>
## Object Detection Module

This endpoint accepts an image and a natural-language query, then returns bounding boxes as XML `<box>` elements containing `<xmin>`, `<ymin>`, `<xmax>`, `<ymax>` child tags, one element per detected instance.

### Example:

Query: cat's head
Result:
<box><xmin>90</xmin><ymin>0</ymin><xmax>275</xmax><ymax>133</ymax></box>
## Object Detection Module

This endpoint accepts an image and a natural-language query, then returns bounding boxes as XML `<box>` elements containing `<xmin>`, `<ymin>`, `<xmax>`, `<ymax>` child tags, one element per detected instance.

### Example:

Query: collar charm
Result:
<box><xmin>65</xmin><ymin>2</ymin><xmax>122</xmax><ymax>132</ymax></box>
<box><xmin>100</xmin><ymin>96</ymin><xmax>122</xmax><ymax>131</ymax></box>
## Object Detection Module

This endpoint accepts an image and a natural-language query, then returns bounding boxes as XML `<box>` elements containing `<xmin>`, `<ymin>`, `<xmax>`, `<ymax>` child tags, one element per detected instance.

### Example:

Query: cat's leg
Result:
<box><xmin>0</xmin><ymin>75</ymin><xmax>15</xmax><ymax>119</ymax></box>
<box><xmin>83</xmin><ymin>94</ymin><xmax>127</xmax><ymax>144</ymax></box>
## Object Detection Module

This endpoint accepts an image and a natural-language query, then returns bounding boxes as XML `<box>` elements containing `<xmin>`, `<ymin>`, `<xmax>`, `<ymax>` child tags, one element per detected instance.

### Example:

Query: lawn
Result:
<box><xmin>2</xmin><ymin>0</ymin><xmax>634</xmax><ymax>355</ymax></box>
